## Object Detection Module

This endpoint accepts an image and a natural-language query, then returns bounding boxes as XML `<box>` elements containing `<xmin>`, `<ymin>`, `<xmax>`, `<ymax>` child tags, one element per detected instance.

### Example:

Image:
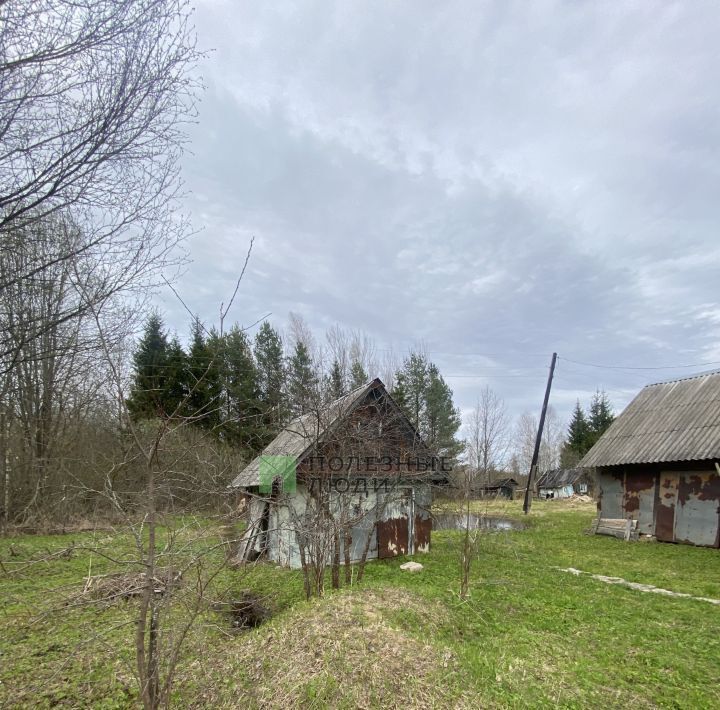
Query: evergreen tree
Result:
<box><xmin>392</xmin><ymin>353</ymin><xmax>429</xmax><ymax>432</ymax></box>
<box><xmin>561</xmin><ymin>391</ymin><xmax>615</xmax><ymax>465</ymax></box>
<box><xmin>163</xmin><ymin>336</ymin><xmax>189</xmax><ymax>416</ymax></box>
<box><xmin>287</xmin><ymin>341</ymin><xmax>318</xmax><ymax>417</ymax></box>
<box><xmin>327</xmin><ymin>359</ymin><xmax>346</xmax><ymax>400</ymax></box>
<box><xmin>392</xmin><ymin>353</ymin><xmax>462</xmax><ymax>461</ymax></box>
<box><xmin>185</xmin><ymin>318</ymin><xmax>222</xmax><ymax>429</ymax></box>
<box><xmin>561</xmin><ymin>400</ymin><xmax>590</xmax><ymax>467</ymax></box>
<box><xmin>254</xmin><ymin>321</ymin><xmax>287</xmax><ymax>433</ymax></box>
<box><xmin>348</xmin><ymin>359</ymin><xmax>368</xmax><ymax>390</ymax></box>
<box><xmin>222</xmin><ymin>325</ymin><xmax>262</xmax><ymax>450</ymax></box>
<box><xmin>127</xmin><ymin>313</ymin><xmax>169</xmax><ymax>420</ymax></box>
<box><xmin>587</xmin><ymin>389</ymin><xmax>614</xmax><ymax>447</ymax></box>
<box><xmin>424</xmin><ymin>363</ymin><xmax>463</xmax><ymax>461</ymax></box>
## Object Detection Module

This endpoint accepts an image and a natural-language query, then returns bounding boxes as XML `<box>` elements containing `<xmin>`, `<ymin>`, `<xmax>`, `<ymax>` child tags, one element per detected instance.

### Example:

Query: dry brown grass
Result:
<box><xmin>180</xmin><ymin>587</ymin><xmax>474</xmax><ymax>709</ymax></box>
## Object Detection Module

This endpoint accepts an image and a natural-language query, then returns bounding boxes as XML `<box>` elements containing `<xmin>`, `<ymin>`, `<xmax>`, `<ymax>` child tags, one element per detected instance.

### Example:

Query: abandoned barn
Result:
<box><xmin>536</xmin><ymin>468</ymin><xmax>590</xmax><ymax>499</ymax></box>
<box><xmin>230</xmin><ymin>379</ymin><xmax>436</xmax><ymax>568</ymax></box>
<box><xmin>478</xmin><ymin>477</ymin><xmax>519</xmax><ymax>499</ymax></box>
<box><xmin>580</xmin><ymin>370</ymin><xmax>720</xmax><ymax>547</ymax></box>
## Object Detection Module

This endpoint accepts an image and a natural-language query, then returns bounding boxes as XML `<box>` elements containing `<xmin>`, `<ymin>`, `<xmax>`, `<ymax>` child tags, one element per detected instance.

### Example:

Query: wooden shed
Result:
<box><xmin>580</xmin><ymin>370</ymin><xmax>720</xmax><ymax>547</ymax></box>
<box><xmin>230</xmin><ymin>379</ymin><xmax>436</xmax><ymax>568</ymax></box>
<box><xmin>477</xmin><ymin>477</ymin><xmax>519</xmax><ymax>499</ymax></box>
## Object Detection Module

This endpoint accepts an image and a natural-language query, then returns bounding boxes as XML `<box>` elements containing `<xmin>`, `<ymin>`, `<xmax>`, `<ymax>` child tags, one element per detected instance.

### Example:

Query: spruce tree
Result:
<box><xmin>163</xmin><ymin>336</ymin><xmax>188</xmax><ymax>417</ymax></box>
<box><xmin>287</xmin><ymin>341</ymin><xmax>317</xmax><ymax>417</ymax></box>
<box><xmin>185</xmin><ymin>318</ymin><xmax>222</xmax><ymax>430</ymax></box>
<box><xmin>327</xmin><ymin>359</ymin><xmax>346</xmax><ymax>400</ymax></box>
<box><xmin>587</xmin><ymin>389</ymin><xmax>614</xmax><ymax>447</ymax></box>
<box><xmin>392</xmin><ymin>352</ymin><xmax>429</xmax><ymax>432</ymax></box>
<box><xmin>222</xmin><ymin>325</ymin><xmax>262</xmax><ymax>450</ymax></box>
<box><xmin>349</xmin><ymin>359</ymin><xmax>368</xmax><ymax>390</ymax></box>
<box><xmin>254</xmin><ymin>321</ymin><xmax>287</xmax><ymax>434</ymax></box>
<box><xmin>561</xmin><ymin>400</ymin><xmax>590</xmax><ymax>466</ymax></box>
<box><xmin>127</xmin><ymin>313</ymin><xmax>169</xmax><ymax>420</ymax></box>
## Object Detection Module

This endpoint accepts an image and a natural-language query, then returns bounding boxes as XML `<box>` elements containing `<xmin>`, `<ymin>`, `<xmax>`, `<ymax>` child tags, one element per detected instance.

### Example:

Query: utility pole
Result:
<box><xmin>523</xmin><ymin>352</ymin><xmax>557</xmax><ymax>514</ymax></box>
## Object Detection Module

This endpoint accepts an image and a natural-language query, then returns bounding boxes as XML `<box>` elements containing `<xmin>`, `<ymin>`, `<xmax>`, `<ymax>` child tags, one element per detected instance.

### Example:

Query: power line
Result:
<box><xmin>559</xmin><ymin>356</ymin><xmax>720</xmax><ymax>371</ymax></box>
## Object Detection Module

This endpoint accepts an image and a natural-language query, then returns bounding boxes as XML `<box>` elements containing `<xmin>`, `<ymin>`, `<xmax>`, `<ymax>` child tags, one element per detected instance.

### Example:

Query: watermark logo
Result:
<box><xmin>259</xmin><ymin>455</ymin><xmax>297</xmax><ymax>494</ymax></box>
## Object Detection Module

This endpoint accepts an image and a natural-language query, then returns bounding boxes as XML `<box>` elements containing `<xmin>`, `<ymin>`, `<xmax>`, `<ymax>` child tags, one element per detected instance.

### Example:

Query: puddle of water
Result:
<box><xmin>432</xmin><ymin>513</ymin><xmax>526</xmax><ymax>532</ymax></box>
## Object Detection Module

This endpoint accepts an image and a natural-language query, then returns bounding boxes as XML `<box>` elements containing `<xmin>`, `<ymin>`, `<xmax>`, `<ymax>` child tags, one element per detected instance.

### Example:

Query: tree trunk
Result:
<box><xmin>460</xmin><ymin>495</ymin><xmax>472</xmax><ymax>599</ymax></box>
<box><xmin>331</xmin><ymin>529</ymin><xmax>340</xmax><ymax>589</ymax></box>
<box><xmin>1</xmin><ymin>412</ymin><xmax>10</xmax><ymax>534</ymax></box>
<box><xmin>343</xmin><ymin>528</ymin><xmax>352</xmax><ymax>586</ymax></box>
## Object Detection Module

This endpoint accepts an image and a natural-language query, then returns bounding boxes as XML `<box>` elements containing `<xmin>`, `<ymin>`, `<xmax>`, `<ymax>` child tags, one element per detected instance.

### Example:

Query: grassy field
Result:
<box><xmin>1</xmin><ymin>499</ymin><xmax>720</xmax><ymax>708</ymax></box>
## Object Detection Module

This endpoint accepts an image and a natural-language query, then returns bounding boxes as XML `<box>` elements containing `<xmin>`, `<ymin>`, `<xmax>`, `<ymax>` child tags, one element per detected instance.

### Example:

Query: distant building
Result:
<box><xmin>477</xmin><ymin>477</ymin><xmax>519</xmax><ymax>499</ymax></box>
<box><xmin>580</xmin><ymin>370</ymin><xmax>720</xmax><ymax>547</ymax></box>
<box><xmin>535</xmin><ymin>468</ymin><xmax>590</xmax><ymax>499</ymax></box>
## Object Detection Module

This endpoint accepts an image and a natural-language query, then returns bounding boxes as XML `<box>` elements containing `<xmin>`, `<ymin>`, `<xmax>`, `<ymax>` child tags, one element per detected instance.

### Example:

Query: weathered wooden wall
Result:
<box><xmin>262</xmin><ymin>480</ymin><xmax>432</xmax><ymax>568</ymax></box>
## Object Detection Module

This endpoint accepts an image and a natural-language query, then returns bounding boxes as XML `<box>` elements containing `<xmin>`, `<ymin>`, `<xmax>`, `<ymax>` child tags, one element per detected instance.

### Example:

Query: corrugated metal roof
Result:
<box><xmin>536</xmin><ymin>468</ymin><xmax>582</xmax><ymax>488</ymax></box>
<box><xmin>231</xmin><ymin>378</ymin><xmax>416</xmax><ymax>488</ymax></box>
<box><xmin>579</xmin><ymin>370</ymin><xmax>720</xmax><ymax>467</ymax></box>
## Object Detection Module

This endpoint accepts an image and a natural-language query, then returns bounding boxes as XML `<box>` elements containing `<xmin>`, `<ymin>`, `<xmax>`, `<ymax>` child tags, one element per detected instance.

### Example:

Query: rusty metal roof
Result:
<box><xmin>579</xmin><ymin>370</ymin><xmax>720</xmax><ymax>467</ymax></box>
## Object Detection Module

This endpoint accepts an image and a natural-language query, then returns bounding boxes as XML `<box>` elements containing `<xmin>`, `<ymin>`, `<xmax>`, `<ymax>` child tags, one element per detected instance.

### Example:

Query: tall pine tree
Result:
<box><xmin>392</xmin><ymin>353</ymin><xmax>462</xmax><ymax>461</ymax></box>
<box><xmin>424</xmin><ymin>363</ymin><xmax>463</xmax><ymax>461</ymax></box>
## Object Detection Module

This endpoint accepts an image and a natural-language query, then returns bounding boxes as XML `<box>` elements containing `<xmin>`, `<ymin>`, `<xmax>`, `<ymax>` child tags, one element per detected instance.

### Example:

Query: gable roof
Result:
<box><xmin>579</xmin><ymin>369</ymin><xmax>720</xmax><ymax>468</ymax></box>
<box><xmin>536</xmin><ymin>468</ymin><xmax>582</xmax><ymax>488</ymax></box>
<box><xmin>230</xmin><ymin>378</ymin><xmax>425</xmax><ymax>488</ymax></box>
<box><xmin>481</xmin><ymin>477</ymin><xmax>519</xmax><ymax>489</ymax></box>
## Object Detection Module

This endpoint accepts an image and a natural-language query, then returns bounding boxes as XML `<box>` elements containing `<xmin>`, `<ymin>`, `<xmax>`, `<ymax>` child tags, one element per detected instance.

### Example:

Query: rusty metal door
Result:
<box><xmin>674</xmin><ymin>472</ymin><xmax>720</xmax><ymax>547</ymax></box>
<box><xmin>623</xmin><ymin>470</ymin><xmax>656</xmax><ymax>534</ymax></box>
<box><xmin>655</xmin><ymin>472</ymin><xmax>678</xmax><ymax>542</ymax></box>
<box><xmin>376</xmin><ymin>490</ymin><xmax>412</xmax><ymax>559</ymax></box>
<box><xmin>377</xmin><ymin>514</ymin><xmax>409</xmax><ymax>558</ymax></box>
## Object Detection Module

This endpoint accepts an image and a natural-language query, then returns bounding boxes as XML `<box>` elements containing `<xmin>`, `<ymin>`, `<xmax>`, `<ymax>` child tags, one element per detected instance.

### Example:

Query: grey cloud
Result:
<box><xmin>161</xmin><ymin>0</ymin><xmax>720</xmax><ymax>427</ymax></box>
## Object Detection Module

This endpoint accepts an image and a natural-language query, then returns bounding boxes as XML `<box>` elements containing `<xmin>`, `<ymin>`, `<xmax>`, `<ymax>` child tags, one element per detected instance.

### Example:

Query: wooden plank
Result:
<box><xmin>595</xmin><ymin>518</ymin><xmax>638</xmax><ymax>541</ymax></box>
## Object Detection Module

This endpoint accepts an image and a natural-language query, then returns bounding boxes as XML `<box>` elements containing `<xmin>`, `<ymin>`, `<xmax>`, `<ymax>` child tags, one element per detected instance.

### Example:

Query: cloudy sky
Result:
<box><xmin>160</xmin><ymin>0</ymin><xmax>720</xmax><ymax>427</ymax></box>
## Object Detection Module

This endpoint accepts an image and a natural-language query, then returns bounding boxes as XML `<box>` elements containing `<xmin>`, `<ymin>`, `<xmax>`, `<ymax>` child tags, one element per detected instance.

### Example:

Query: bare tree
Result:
<box><xmin>0</xmin><ymin>0</ymin><xmax>201</xmax><ymax>357</ymax></box>
<box><xmin>78</xmin><ymin>260</ymin><xmax>257</xmax><ymax>709</ymax></box>
<box><xmin>288</xmin><ymin>312</ymin><xmax>316</xmax><ymax>355</ymax></box>
<box><xmin>456</xmin><ymin>387</ymin><xmax>510</xmax><ymax>599</ymax></box>
<box><xmin>464</xmin><ymin>386</ymin><xmax>510</xmax><ymax>489</ymax></box>
<box><xmin>514</xmin><ymin>406</ymin><xmax>563</xmax><ymax>481</ymax></box>
<box><xmin>0</xmin><ymin>214</ymin><xmax>135</xmax><ymax>525</ymax></box>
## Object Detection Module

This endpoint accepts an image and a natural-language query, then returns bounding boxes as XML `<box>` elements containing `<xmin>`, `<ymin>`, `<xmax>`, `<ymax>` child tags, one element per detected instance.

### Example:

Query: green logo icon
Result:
<box><xmin>259</xmin><ymin>455</ymin><xmax>296</xmax><ymax>494</ymax></box>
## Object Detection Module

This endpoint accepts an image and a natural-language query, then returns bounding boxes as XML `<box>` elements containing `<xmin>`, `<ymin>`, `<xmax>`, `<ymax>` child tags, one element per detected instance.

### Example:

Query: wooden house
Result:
<box><xmin>230</xmin><ymin>379</ymin><xmax>436</xmax><ymax>567</ymax></box>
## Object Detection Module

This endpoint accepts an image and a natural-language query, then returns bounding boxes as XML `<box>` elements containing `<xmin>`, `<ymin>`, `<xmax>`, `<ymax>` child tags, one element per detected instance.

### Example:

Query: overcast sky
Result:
<box><xmin>160</xmin><ymin>0</ymin><xmax>720</xmax><ymax>428</ymax></box>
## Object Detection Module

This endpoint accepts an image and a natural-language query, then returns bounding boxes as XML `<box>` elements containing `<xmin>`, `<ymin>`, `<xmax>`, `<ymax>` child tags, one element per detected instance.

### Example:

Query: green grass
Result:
<box><xmin>1</xmin><ymin>500</ymin><xmax>720</xmax><ymax>708</ymax></box>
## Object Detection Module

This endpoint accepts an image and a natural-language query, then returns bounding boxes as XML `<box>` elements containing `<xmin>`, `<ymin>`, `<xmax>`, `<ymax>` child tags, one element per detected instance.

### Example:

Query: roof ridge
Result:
<box><xmin>647</xmin><ymin>368</ymin><xmax>720</xmax><ymax>387</ymax></box>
